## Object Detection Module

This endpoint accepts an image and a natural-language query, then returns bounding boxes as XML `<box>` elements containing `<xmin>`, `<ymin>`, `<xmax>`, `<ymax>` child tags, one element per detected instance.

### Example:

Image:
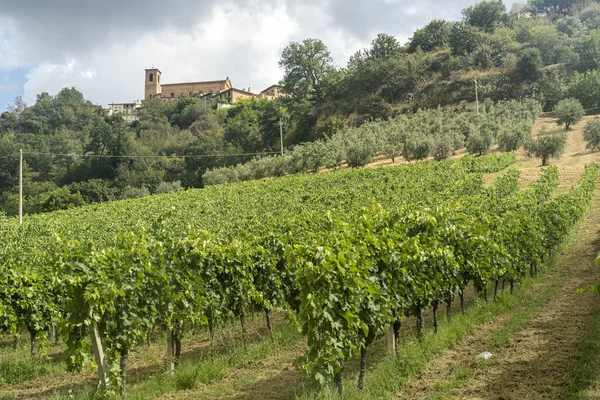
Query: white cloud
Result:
<box><xmin>4</xmin><ymin>0</ymin><xmax>481</xmax><ymax>106</ymax></box>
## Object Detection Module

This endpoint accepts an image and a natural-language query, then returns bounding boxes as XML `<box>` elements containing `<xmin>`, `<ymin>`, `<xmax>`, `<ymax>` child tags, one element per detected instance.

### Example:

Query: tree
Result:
<box><xmin>526</xmin><ymin>128</ymin><xmax>567</xmax><ymax>165</ymax></box>
<box><xmin>568</xmin><ymin>70</ymin><xmax>600</xmax><ymax>110</ymax></box>
<box><xmin>466</xmin><ymin>130</ymin><xmax>493</xmax><ymax>155</ymax></box>
<box><xmin>449</xmin><ymin>22</ymin><xmax>481</xmax><ymax>56</ymax></box>
<box><xmin>41</xmin><ymin>187</ymin><xmax>85</xmax><ymax>212</ymax></box>
<box><xmin>529</xmin><ymin>0</ymin><xmax>580</xmax><ymax>17</ymax></box>
<box><xmin>7</xmin><ymin>96</ymin><xmax>27</xmax><ymax>115</ymax></box>
<box><xmin>408</xmin><ymin>20</ymin><xmax>451</xmax><ymax>52</ymax></box>
<box><xmin>366</xmin><ymin>33</ymin><xmax>401</xmax><ymax>60</ymax></box>
<box><xmin>432</xmin><ymin>134</ymin><xmax>455</xmax><ymax>161</ymax></box>
<box><xmin>583</xmin><ymin>119</ymin><xmax>600</xmax><ymax>151</ymax></box>
<box><xmin>517</xmin><ymin>48</ymin><xmax>542</xmax><ymax>80</ymax></box>
<box><xmin>462</xmin><ymin>0</ymin><xmax>507</xmax><ymax>33</ymax></box>
<box><xmin>497</xmin><ymin>122</ymin><xmax>533</xmax><ymax>152</ymax></box>
<box><xmin>580</xmin><ymin>3</ymin><xmax>600</xmax><ymax>30</ymax></box>
<box><xmin>0</xmin><ymin>132</ymin><xmax>19</xmax><ymax>194</ymax></box>
<box><xmin>556</xmin><ymin>15</ymin><xmax>583</xmax><ymax>35</ymax></box>
<box><xmin>403</xmin><ymin>134</ymin><xmax>434</xmax><ymax>161</ymax></box>
<box><xmin>279</xmin><ymin>39</ymin><xmax>335</xmax><ymax>104</ymax></box>
<box><xmin>579</xmin><ymin>31</ymin><xmax>600</xmax><ymax>71</ymax></box>
<box><xmin>553</xmin><ymin>98</ymin><xmax>584</xmax><ymax>130</ymax></box>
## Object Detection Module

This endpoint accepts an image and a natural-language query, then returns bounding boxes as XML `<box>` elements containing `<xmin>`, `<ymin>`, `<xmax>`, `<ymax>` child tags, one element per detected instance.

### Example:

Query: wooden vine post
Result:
<box><xmin>89</xmin><ymin>324</ymin><xmax>108</xmax><ymax>389</ymax></box>
<box><xmin>387</xmin><ymin>324</ymin><xmax>396</xmax><ymax>355</ymax></box>
<box><xmin>166</xmin><ymin>330</ymin><xmax>175</xmax><ymax>374</ymax></box>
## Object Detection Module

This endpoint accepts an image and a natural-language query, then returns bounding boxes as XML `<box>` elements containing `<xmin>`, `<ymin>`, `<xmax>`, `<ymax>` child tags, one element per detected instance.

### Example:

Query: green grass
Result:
<box><xmin>563</xmin><ymin>304</ymin><xmax>600</xmax><ymax>399</ymax></box>
<box><xmin>53</xmin><ymin>322</ymin><xmax>302</xmax><ymax>400</ymax></box>
<box><xmin>0</xmin><ymin>341</ymin><xmax>64</xmax><ymax>388</ymax></box>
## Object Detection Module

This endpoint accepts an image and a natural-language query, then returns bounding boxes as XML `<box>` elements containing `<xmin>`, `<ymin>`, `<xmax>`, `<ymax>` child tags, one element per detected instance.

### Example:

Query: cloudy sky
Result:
<box><xmin>0</xmin><ymin>0</ymin><xmax>479</xmax><ymax>111</ymax></box>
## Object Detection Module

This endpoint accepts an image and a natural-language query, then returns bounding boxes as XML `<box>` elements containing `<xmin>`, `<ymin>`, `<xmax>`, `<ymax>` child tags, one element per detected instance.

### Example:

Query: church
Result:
<box><xmin>108</xmin><ymin>68</ymin><xmax>282</xmax><ymax>121</ymax></box>
<box><xmin>144</xmin><ymin>68</ymin><xmax>282</xmax><ymax>103</ymax></box>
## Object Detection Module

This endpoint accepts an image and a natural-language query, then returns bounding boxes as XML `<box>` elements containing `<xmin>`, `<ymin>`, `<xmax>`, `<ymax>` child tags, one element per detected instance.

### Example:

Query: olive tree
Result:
<box><xmin>583</xmin><ymin>119</ymin><xmax>600</xmax><ymax>152</ymax></box>
<box><xmin>553</xmin><ymin>98</ymin><xmax>584</xmax><ymax>130</ymax></box>
<box><xmin>466</xmin><ymin>130</ymin><xmax>493</xmax><ymax>156</ymax></box>
<box><xmin>526</xmin><ymin>128</ymin><xmax>567</xmax><ymax>165</ymax></box>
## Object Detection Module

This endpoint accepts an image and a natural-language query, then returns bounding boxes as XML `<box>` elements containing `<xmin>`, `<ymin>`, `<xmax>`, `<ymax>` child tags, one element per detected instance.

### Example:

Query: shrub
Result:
<box><xmin>290</xmin><ymin>141</ymin><xmax>328</xmax><ymax>172</ymax></box>
<box><xmin>583</xmin><ymin>119</ymin><xmax>600</xmax><ymax>152</ymax></box>
<box><xmin>202</xmin><ymin>167</ymin><xmax>238</xmax><ymax>186</ymax></box>
<box><xmin>154</xmin><ymin>180</ymin><xmax>182</xmax><ymax>194</ymax></box>
<box><xmin>69</xmin><ymin>179</ymin><xmax>118</xmax><ymax>203</ymax></box>
<box><xmin>553</xmin><ymin>98</ymin><xmax>584</xmax><ymax>130</ymax></box>
<box><xmin>526</xmin><ymin>128</ymin><xmax>567</xmax><ymax>165</ymax></box>
<box><xmin>381</xmin><ymin>128</ymin><xmax>404</xmax><ymax>162</ymax></box>
<box><xmin>324</xmin><ymin>136</ymin><xmax>345</xmax><ymax>170</ymax></box>
<box><xmin>41</xmin><ymin>187</ymin><xmax>85</xmax><ymax>212</ymax></box>
<box><xmin>120</xmin><ymin>186</ymin><xmax>151</xmax><ymax>199</ymax></box>
<box><xmin>344</xmin><ymin>127</ymin><xmax>378</xmax><ymax>168</ymax></box>
<box><xmin>346</xmin><ymin>142</ymin><xmax>376</xmax><ymax>167</ymax></box>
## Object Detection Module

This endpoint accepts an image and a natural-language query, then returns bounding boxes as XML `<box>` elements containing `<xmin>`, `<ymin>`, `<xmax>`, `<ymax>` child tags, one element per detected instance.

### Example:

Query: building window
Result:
<box><xmin>149</xmin><ymin>73</ymin><xmax>154</xmax><ymax>82</ymax></box>
<box><xmin>171</xmin><ymin>93</ymin><xmax>175</xmax><ymax>98</ymax></box>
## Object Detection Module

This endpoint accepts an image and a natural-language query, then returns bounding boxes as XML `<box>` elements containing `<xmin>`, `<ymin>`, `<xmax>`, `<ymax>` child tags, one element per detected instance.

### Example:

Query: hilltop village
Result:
<box><xmin>107</xmin><ymin>68</ymin><xmax>282</xmax><ymax>122</ymax></box>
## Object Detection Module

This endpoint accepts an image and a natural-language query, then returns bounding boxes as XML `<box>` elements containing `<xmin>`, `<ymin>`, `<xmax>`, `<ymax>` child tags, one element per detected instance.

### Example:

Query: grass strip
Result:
<box><xmin>563</xmin><ymin>304</ymin><xmax>600</xmax><ymax>399</ymax></box>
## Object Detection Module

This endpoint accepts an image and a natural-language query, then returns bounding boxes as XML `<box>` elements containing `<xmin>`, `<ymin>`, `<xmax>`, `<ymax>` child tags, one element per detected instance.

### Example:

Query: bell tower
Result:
<box><xmin>145</xmin><ymin>68</ymin><xmax>162</xmax><ymax>100</ymax></box>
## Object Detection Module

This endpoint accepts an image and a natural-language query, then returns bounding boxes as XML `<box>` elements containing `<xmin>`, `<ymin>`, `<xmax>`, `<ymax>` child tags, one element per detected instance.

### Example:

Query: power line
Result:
<box><xmin>546</xmin><ymin>105</ymin><xmax>600</xmax><ymax>118</ymax></box>
<box><xmin>20</xmin><ymin>151</ymin><xmax>281</xmax><ymax>159</ymax></box>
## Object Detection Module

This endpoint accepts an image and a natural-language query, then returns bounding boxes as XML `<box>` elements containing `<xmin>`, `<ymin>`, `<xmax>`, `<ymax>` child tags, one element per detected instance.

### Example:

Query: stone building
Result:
<box><xmin>258</xmin><ymin>84</ymin><xmax>283</xmax><ymax>100</ymax></box>
<box><xmin>109</xmin><ymin>68</ymin><xmax>282</xmax><ymax>122</ymax></box>
<box><xmin>107</xmin><ymin>100</ymin><xmax>142</xmax><ymax>122</ymax></box>
<box><xmin>144</xmin><ymin>67</ymin><xmax>282</xmax><ymax>103</ymax></box>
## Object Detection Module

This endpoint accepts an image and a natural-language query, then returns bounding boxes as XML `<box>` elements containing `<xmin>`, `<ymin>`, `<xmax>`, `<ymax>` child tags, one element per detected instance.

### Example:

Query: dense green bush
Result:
<box><xmin>41</xmin><ymin>187</ymin><xmax>85</xmax><ymax>212</ymax></box>
<box><xmin>155</xmin><ymin>180</ymin><xmax>182</xmax><ymax>194</ymax></box>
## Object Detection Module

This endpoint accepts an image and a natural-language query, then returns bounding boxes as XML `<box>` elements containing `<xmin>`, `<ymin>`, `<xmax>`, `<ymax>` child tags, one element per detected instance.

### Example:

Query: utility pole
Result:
<box><xmin>19</xmin><ymin>149</ymin><xmax>22</xmax><ymax>225</ymax></box>
<box><xmin>279</xmin><ymin>118</ymin><xmax>284</xmax><ymax>156</ymax></box>
<box><xmin>474</xmin><ymin>79</ymin><xmax>479</xmax><ymax>115</ymax></box>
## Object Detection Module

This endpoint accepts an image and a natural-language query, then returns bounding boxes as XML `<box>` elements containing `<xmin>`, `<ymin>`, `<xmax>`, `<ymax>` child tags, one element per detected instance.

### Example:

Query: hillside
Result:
<box><xmin>3</xmin><ymin>0</ymin><xmax>600</xmax><ymax>216</ymax></box>
<box><xmin>1</xmin><ymin>115</ymin><xmax>600</xmax><ymax>399</ymax></box>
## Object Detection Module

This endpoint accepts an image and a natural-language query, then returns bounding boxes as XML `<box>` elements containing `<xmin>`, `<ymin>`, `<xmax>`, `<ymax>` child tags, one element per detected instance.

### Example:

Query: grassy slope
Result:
<box><xmin>2</xmin><ymin>116</ymin><xmax>600</xmax><ymax>399</ymax></box>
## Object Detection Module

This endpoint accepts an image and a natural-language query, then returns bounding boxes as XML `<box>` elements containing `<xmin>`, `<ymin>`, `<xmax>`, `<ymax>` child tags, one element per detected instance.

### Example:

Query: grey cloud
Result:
<box><xmin>0</xmin><ymin>0</ymin><xmax>218</xmax><ymax>64</ymax></box>
<box><xmin>0</xmin><ymin>0</ymin><xmax>481</xmax><ymax>67</ymax></box>
<box><xmin>288</xmin><ymin>0</ymin><xmax>477</xmax><ymax>44</ymax></box>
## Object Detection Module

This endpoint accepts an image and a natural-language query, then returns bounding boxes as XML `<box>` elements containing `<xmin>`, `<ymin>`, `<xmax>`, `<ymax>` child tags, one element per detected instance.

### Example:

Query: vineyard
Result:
<box><xmin>0</xmin><ymin>136</ymin><xmax>598</xmax><ymax>399</ymax></box>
